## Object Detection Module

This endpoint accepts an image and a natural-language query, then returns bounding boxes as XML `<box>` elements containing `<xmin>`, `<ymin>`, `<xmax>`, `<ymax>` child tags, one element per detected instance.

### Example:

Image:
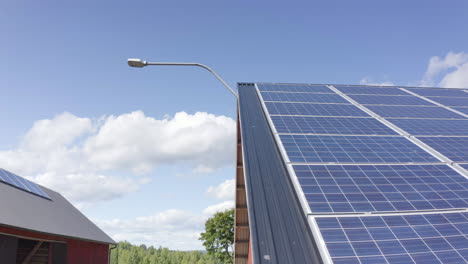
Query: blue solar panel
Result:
<box><xmin>266</xmin><ymin>102</ymin><xmax>370</xmax><ymax>117</ymax></box>
<box><xmin>271</xmin><ymin>116</ymin><xmax>398</xmax><ymax>135</ymax></box>
<box><xmin>366</xmin><ymin>105</ymin><xmax>463</xmax><ymax>119</ymax></box>
<box><xmin>427</xmin><ymin>97</ymin><xmax>468</xmax><ymax>107</ymax></box>
<box><xmin>295</xmin><ymin>164</ymin><xmax>468</xmax><ymax>213</ymax></box>
<box><xmin>348</xmin><ymin>94</ymin><xmax>434</xmax><ymax>106</ymax></box>
<box><xmin>417</xmin><ymin>137</ymin><xmax>468</xmax><ymax>162</ymax></box>
<box><xmin>280</xmin><ymin>135</ymin><xmax>438</xmax><ymax>163</ymax></box>
<box><xmin>408</xmin><ymin>88</ymin><xmax>468</xmax><ymax>98</ymax></box>
<box><xmin>257</xmin><ymin>83</ymin><xmax>332</xmax><ymax>93</ymax></box>
<box><xmin>334</xmin><ymin>86</ymin><xmax>408</xmax><ymax>95</ymax></box>
<box><xmin>260</xmin><ymin>92</ymin><xmax>348</xmax><ymax>104</ymax></box>
<box><xmin>388</xmin><ymin>119</ymin><xmax>468</xmax><ymax>136</ymax></box>
<box><xmin>453</xmin><ymin>107</ymin><xmax>468</xmax><ymax>115</ymax></box>
<box><xmin>316</xmin><ymin>212</ymin><xmax>468</xmax><ymax>264</ymax></box>
<box><xmin>0</xmin><ymin>168</ymin><xmax>50</xmax><ymax>199</ymax></box>
<box><xmin>461</xmin><ymin>164</ymin><xmax>468</xmax><ymax>170</ymax></box>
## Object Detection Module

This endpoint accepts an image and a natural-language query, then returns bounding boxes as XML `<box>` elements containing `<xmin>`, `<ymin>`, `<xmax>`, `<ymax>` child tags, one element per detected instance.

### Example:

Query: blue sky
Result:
<box><xmin>2</xmin><ymin>0</ymin><xmax>468</xmax><ymax>249</ymax></box>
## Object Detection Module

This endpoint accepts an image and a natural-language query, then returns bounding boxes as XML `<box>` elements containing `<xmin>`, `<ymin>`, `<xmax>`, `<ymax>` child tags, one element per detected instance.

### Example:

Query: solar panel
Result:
<box><xmin>408</xmin><ymin>88</ymin><xmax>468</xmax><ymax>98</ymax></box>
<box><xmin>334</xmin><ymin>86</ymin><xmax>408</xmax><ymax>95</ymax></box>
<box><xmin>0</xmin><ymin>168</ymin><xmax>50</xmax><ymax>199</ymax></box>
<box><xmin>260</xmin><ymin>92</ymin><xmax>348</xmax><ymax>104</ymax></box>
<box><xmin>388</xmin><ymin>119</ymin><xmax>468</xmax><ymax>136</ymax></box>
<box><xmin>248</xmin><ymin>83</ymin><xmax>468</xmax><ymax>263</ymax></box>
<box><xmin>296</xmin><ymin>164</ymin><xmax>468</xmax><ymax>213</ymax></box>
<box><xmin>257</xmin><ymin>83</ymin><xmax>332</xmax><ymax>93</ymax></box>
<box><xmin>366</xmin><ymin>105</ymin><xmax>463</xmax><ymax>119</ymax></box>
<box><xmin>316</xmin><ymin>212</ymin><xmax>468</xmax><ymax>264</ymax></box>
<box><xmin>271</xmin><ymin>116</ymin><xmax>398</xmax><ymax>135</ymax></box>
<box><xmin>348</xmin><ymin>94</ymin><xmax>434</xmax><ymax>106</ymax></box>
<box><xmin>266</xmin><ymin>102</ymin><xmax>370</xmax><ymax>117</ymax></box>
<box><xmin>427</xmin><ymin>97</ymin><xmax>468</xmax><ymax>107</ymax></box>
<box><xmin>280</xmin><ymin>135</ymin><xmax>438</xmax><ymax>163</ymax></box>
<box><xmin>417</xmin><ymin>137</ymin><xmax>468</xmax><ymax>162</ymax></box>
<box><xmin>453</xmin><ymin>107</ymin><xmax>468</xmax><ymax>115</ymax></box>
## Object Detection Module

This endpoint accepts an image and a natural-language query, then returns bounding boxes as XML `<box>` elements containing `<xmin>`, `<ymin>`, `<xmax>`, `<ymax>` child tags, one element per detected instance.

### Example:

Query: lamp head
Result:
<box><xmin>127</xmin><ymin>58</ymin><xmax>147</xmax><ymax>68</ymax></box>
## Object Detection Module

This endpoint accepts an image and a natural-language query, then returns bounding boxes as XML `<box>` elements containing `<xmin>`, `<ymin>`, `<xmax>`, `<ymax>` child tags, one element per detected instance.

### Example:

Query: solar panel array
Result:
<box><xmin>256</xmin><ymin>83</ymin><xmax>468</xmax><ymax>263</ymax></box>
<box><xmin>0</xmin><ymin>168</ymin><xmax>50</xmax><ymax>199</ymax></box>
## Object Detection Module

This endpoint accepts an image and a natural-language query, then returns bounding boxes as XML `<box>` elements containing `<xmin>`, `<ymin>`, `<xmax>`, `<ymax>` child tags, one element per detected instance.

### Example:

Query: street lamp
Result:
<box><xmin>127</xmin><ymin>58</ymin><xmax>238</xmax><ymax>98</ymax></box>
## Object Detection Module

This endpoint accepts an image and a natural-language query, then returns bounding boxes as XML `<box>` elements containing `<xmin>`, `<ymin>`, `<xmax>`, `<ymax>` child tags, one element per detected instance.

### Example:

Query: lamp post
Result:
<box><xmin>127</xmin><ymin>58</ymin><xmax>238</xmax><ymax>98</ymax></box>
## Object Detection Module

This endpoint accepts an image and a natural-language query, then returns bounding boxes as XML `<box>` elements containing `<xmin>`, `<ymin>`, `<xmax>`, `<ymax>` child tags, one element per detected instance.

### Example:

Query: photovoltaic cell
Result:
<box><xmin>461</xmin><ymin>164</ymin><xmax>468</xmax><ymax>170</ymax></box>
<box><xmin>366</xmin><ymin>105</ymin><xmax>463</xmax><ymax>119</ymax></box>
<box><xmin>427</xmin><ymin>97</ymin><xmax>468</xmax><ymax>107</ymax></box>
<box><xmin>316</xmin><ymin>212</ymin><xmax>468</xmax><ymax>264</ymax></box>
<box><xmin>257</xmin><ymin>83</ymin><xmax>332</xmax><ymax>93</ymax></box>
<box><xmin>452</xmin><ymin>107</ymin><xmax>468</xmax><ymax>115</ymax></box>
<box><xmin>295</xmin><ymin>164</ymin><xmax>468</xmax><ymax>213</ymax></box>
<box><xmin>266</xmin><ymin>102</ymin><xmax>370</xmax><ymax>117</ymax></box>
<box><xmin>408</xmin><ymin>88</ymin><xmax>468</xmax><ymax>98</ymax></box>
<box><xmin>334</xmin><ymin>86</ymin><xmax>408</xmax><ymax>95</ymax></box>
<box><xmin>0</xmin><ymin>168</ymin><xmax>50</xmax><ymax>199</ymax></box>
<box><xmin>417</xmin><ymin>137</ymin><xmax>468</xmax><ymax>162</ymax></box>
<box><xmin>348</xmin><ymin>94</ymin><xmax>434</xmax><ymax>106</ymax></box>
<box><xmin>271</xmin><ymin>116</ymin><xmax>398</xmax><ymax>135</ymax></box>
<box><xmin>280</xmin><ymin>135</ymin><xmax>438</xmax><ymax>163</ymax></box>
<box><xmin>260</xmin><ymin>92</ymin><xmax>348</xmax><ymax>104</ymax></box>
<box><xmin>388</xmin><ymin>119</ymin><xmax>468</xmax><ymax>136</ymax></box>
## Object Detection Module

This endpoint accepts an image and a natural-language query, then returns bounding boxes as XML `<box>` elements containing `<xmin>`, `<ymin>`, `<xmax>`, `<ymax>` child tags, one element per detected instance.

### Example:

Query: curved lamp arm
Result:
<box><xmin>128</xmin><ymin>58</ymin><xmax>238</xmax><ymax>98</ymax></box>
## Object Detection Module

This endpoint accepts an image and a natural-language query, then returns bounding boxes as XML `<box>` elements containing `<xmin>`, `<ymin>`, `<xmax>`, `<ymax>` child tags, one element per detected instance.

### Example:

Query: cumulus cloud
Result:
<box><xmin>94</xmin><ymin>209</ymin><xmax>205</xmax><ymax>250</ymax></box>
<box><xmin>206</xmin><ymin>179</ymin><xmax>235</xmax><ymax>200</ymax></box>
<box><xmin>94</xmin><ymin>201</ymin><xmax>235</xmax><ymax>250</ymax></box>
<box><xmin>84</xmin><ymin>111</ymin><xmax>236</xmax><ymax>173</ymax></box>
<box><xmin>359</xmin><ymin>77</ymin><xmax>394</xmax><ymax>86</ymax></box>
<box><xmin>420</xmin><ymin>51</ymin><xmax>468</xmax><ymax>88</ymax></box>
<box><xmin>202</xmin><ymin>200</ymin><xmax>235</xmax><ymax>216</ymax></box>
<box><xmin>0</xmin><ymin>111</ymin><xmax>236</xmax><ymax>203</ymax></box>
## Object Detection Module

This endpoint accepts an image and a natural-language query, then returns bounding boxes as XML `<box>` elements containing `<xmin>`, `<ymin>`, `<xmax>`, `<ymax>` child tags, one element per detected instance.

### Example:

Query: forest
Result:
<box><xmin>109</xmin><ymin>241</ymin><xmax>218</xmax><ymax>264</ymax></box>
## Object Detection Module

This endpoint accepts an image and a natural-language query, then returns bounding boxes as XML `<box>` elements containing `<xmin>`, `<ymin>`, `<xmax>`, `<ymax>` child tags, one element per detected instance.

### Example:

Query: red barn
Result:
<box><xmin>0</xmin><ymin>168</ymin><xmax>115</xmax><ymax>264</ymax></box>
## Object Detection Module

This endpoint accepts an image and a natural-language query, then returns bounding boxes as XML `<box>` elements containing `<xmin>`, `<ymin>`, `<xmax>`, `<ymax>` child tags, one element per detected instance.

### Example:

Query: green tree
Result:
<box><xmin>199</xmin><ymin>209</ymin><xmax>234</xmax><ymax>264</ymax></box>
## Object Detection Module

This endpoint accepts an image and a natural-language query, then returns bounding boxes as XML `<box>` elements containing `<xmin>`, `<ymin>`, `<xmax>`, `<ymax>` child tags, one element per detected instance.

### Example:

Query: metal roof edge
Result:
<box><xmin>237</xmin><ymin>83</ymin><xmax>323</xmax><ymax>264</ymax></box>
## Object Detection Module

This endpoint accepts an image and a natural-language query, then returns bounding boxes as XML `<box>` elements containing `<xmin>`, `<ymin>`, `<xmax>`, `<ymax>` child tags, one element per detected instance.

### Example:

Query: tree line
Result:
<box><xmin>109</xmin><ymin>241</ymin><xmax>218</xmax><ymax>264</ymax></box>
<box><xmin>110</xmin><ymin>209</ymin><xmax>235</xmax><ymax>264</ymax></box>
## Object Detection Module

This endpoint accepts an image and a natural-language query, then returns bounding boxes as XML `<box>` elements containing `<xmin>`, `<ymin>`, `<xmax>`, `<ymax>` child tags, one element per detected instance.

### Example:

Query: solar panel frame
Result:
<box><xmin>295</xmin><ymin>164</ymin><xmax>468</xmax><ymax>213</ymax></box>
<box><xmin>407</xmin><ymin>88</ymin><xmax>468</xmax><ymax>98</ymax></box>
<box><xmin>260</xmin><ymin>91</ymin><xmax>349</xmax><ymax>104</ymax></box>
<box><xmin>452</xmin><ymin>107</ymin><xmax>468</xmax><ymax>115</ymax></box>
<box><xmin>334</xmin><ymin>86</ymin><xmax>409</xmax><ymax>96</ymax></box>
<box><xmin>266</xmin><ymin>102</ymin><xmax>371</xmax><ymax>117</ymax></box>
<box><xmin>270</xmin><ymin>116</ymin><xmax>399</xmax><ymax>135</ymax></box>
<box><xmin>280</xmin><ymin>135</ymin><xmax>440</xmax><ymax>163</ymax></box>
<box><xmin>315</xmin><ymin>212</ymin><xmax>468</xmax><ymax>264</ymax></box>
<box><xmin>348</xmin><ymin>94</ymin><xmax>435</xmax><ymax>106</ymax></box>
<box><xmin>0</xmin><ymin>168</ymin><xmax>50</xmax><ymax>199</ymax></box>
<box><xmin>426</xmin><ymin>97</ymin><xmax>468</xmax><ymax>107</ymax></box>
<box><xmin>366</xmin><ymin>105</ymin><xmax>464</xmax><ymax>119</ymax></box>
<box><xmin>257</xmin><ymin>83</ymin><xmax>333</xmax><ymax>93</ymax></box>
<box><xmin>417</xmin><ymin>137</ymin><xmax>468</xmax><ymax>162</ymax></box>
<box><xmin>388</xmin><ymin>119</ymin><xmax>468</xmax><ymax>136</ymax></box>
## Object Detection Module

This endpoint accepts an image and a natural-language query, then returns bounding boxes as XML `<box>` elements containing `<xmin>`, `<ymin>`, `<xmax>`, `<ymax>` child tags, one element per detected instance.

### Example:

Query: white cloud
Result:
<box><xmin>420</xmin><ymin>51</ymin><xmax>468</xmax><ymax>88</ymax></box>
<box><xmin>84</xmin><ymin>111</ymin><xmax>236</xmax><ymax>174</ymax></box>
<box><xmin>202</xmin><ymin>200</ymin><xmax>235</xmax><ymax>216</ymax></box>
<box><xmin>94</xmin><ymin>201</ymin><xmax>235</xmax><ymax>250</ymax></box>
<box><xmin>206</xmin><ymin>179</ymin><xmax>235</xmax><ymax>200</ymax></box>
<box><xmin>0</xmin><ymin>111</ymin><xmax>236</xmax><ymax>203</ymax></box>
<box><xmin>359</xmin><ymin>77</ymin><xmax>394</xmax><ymax>86</ymax></box>
<box><xmin>94</xmin><ymin>209</ymin><xmax>205</xmax><ymax>250</ymax></box>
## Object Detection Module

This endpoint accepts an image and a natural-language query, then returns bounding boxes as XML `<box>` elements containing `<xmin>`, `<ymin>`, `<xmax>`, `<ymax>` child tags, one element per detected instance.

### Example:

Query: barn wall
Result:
<box><xmin>0</xmin><ymin>226</ymin><xmax>110</xmax><ymax>264</ymax></box>
<box><xmin>67</xmin><ymin>240</ymin><xmax>109</xmax><ymax>264</ymax></box>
